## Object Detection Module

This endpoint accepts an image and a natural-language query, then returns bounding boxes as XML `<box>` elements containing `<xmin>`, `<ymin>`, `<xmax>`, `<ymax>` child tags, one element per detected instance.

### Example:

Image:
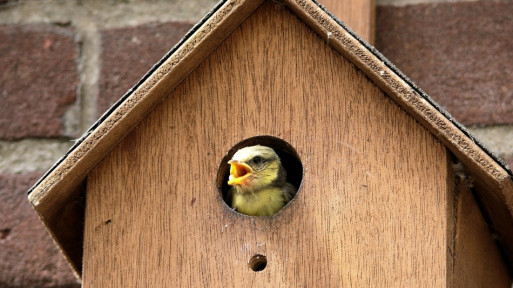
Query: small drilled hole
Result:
<box><xmin>0</xmin><ymin>228</ymin><xmax>11</xmax><ymax>240</ymax></box>
<box><xmin>249</xmin><ymin>254</ymin><xmax>267</xmax><ymax>272</ymax></box>
<box><xmin>216</xmin><ymin>136</ymin><xmax>303</xmax><ymax>216</ymax></box>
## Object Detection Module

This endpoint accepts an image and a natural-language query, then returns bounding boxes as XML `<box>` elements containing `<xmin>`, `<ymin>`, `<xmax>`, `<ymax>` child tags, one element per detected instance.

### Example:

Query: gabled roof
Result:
<box><xmin>28</xmin><ymin>0</ymin><xmax>513</xmax><ymax>276</ymax></box>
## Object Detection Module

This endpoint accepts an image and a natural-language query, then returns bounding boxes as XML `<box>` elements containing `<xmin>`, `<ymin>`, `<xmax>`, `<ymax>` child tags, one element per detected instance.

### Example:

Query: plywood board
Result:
<box><xmin>83</xmin><ymin>3</ymin><xmax>450</xmax><ymax>286</ymax></box>
<box><xmin>452</xmin><ymin>174</ymin><xmax>511</xmax><ymax>287</ymax></box>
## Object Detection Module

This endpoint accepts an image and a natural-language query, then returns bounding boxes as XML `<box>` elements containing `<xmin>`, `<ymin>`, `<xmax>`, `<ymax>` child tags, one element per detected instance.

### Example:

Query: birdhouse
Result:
<box><xmin>28</xmin><ymin>0</ymin><xmax>513</xmax><ymax>286</ymax></box>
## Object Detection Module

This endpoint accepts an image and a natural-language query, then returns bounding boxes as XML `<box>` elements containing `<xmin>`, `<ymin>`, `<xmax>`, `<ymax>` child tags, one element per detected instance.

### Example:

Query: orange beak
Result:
<box><xmin>227</xmin><ymin>161</ymin><xmax>253</xmax><ymax>186</ymax></box>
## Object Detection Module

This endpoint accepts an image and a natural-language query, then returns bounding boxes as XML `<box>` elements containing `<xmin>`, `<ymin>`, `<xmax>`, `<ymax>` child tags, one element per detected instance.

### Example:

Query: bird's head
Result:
<box><xmin>227</xmin><ymin>145</ymin><xmax>284</xmax><ymax>191</ymax></box>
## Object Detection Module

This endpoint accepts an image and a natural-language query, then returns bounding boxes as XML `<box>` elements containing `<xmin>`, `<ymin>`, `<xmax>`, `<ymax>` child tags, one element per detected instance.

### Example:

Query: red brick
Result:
<box><xmin>0</xmin><ymin>172</ymin><xmax>80</xmax><ymax>287</ymax></box>
<box><xmin>99</xmin><ymin>22</ymin><xmax>193</xmax><ymax>114</ymax></box>
<box><xmin>0</xmin><ymin>24</ymin><xmax>78</xmax><ymax>140</ymax></box>
<box><xmin>376</xmin><ymin>2</ymin><xmax>513</xmax><ymax>126</ymax></box>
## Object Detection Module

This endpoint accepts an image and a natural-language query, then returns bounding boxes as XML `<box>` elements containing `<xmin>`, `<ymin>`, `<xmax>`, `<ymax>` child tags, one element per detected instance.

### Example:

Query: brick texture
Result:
<box><xmin>376</xmin><ymin>2</ymin><xmax>513</xmax><ymax>126</ymax></box>
<box><xmin>98</xmin><ymin>22</ymin><xmax>193</xmax><ymax>114</ymax></box>
<box><xmin>0</xmin><ymin>172</ymin><xmax>79</xmax><ymax>287</ymax></box>
<box><xmin>0</xmin><ymin>24</ymin><xmax>79</xmax><ymax>140</ymax></box>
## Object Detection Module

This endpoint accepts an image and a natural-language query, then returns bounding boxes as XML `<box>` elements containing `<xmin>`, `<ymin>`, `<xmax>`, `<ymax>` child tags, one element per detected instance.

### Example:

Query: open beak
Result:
<box><xmin>227</xmin><ymin>161</ymin><xmax>253</xmax><ymax>186</ymax></box>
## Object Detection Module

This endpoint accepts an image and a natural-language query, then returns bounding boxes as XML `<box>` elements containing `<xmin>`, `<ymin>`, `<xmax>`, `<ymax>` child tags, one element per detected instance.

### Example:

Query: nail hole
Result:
<box><xmin>216</xmin><ymin>136</ymin><xmax>303</xmax><ymax>216</ymax></box>
<box><xmin>249</xmin><ymin>254</ymin><xmax>267</xmax><ymax>272</ymax></box>
<box><xmin>0</xmin><ymin>228</ymin><xmax>11</xmax><ymax>240</ymax></box>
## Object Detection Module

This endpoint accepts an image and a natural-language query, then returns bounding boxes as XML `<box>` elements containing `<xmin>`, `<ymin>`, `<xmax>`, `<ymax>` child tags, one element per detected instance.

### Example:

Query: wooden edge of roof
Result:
<box><xmin>27</xmin><ymin>0</ymin><xmax>513</xmax><ymax>275</ymax></box>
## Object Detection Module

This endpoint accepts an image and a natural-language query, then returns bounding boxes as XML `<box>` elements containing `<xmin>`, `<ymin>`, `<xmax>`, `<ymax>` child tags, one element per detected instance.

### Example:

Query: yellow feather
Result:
<box><xmin>232</xmin><ymin>187</ymin><xmax>287</xmax><ymax>216</ymax></box>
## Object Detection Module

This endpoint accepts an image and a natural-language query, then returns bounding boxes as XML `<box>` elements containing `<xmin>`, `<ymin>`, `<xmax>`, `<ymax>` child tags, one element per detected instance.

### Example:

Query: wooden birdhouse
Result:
<box><xmin>28</xmin><ymin>0</ymin><xmax>513</xmax><ymax>286</ymax></box>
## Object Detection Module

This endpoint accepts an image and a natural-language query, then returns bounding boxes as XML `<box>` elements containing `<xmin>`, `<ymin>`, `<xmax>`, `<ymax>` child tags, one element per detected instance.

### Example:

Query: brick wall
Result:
<box><xmin>0</xmin><ymin>0</ymin><xmax>511</xmax><ymax>286</ymax></box>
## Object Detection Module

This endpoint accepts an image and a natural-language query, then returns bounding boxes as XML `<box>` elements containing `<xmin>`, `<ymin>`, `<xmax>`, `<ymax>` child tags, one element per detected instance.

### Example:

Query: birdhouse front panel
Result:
<box><xmin>83</xmin><ymin>2</ymin><xmax>452</xmax><ymax>286</ymax></box>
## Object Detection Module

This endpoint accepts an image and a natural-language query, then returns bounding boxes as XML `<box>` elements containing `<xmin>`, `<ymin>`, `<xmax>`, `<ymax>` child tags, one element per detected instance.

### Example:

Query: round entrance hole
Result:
<box><xmin>216</xmin><ymin>136</ymin><xmax>303</xmax><ymax>216</ymax></box>
<box><xmin>249</xmin><ymin>254</ymin><xmax>267</xmax><ymax>272</ymax></box>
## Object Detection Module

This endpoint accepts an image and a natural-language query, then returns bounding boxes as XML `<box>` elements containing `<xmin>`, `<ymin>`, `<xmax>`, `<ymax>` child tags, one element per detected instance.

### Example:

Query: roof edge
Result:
<box><xmin>27</xmin><ymin>0</ymin><xmax>229</xmax><ymax>198</ymax></box>
<box><xmin>28</xmin><ymin>0</ymin><xmax>265</xmax><ymax>204</ymax></box>
<box><xmin>310</xmin><ymin>0</ymin><xmax>511</xmax><ymax>177</ymax></box>
<box><xmin>284</xmin><ymin>0</ymin><xmax>512</xmax><ymax>182</ymax></box>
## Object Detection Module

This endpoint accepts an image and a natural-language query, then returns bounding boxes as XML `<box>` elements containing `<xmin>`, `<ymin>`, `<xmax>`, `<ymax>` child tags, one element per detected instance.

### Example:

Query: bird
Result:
<box><xmin>227</xmin><ymin>145</ymin><xmax>296</xmax><ymax>216</ymax></box>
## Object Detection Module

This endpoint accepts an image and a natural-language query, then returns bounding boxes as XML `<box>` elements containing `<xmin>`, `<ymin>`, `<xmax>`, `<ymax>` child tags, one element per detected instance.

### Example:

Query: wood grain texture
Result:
<box><xmin>318</xmin><ymin>0</ymin><xmax>375</xmax><ymax>43</ymax></box>
<box><xmin>83</xmin><ymin>3</ymin><xmax>450</xmax><ymax>286</ymax></box>
<box><xmin>452</xmin><ymin>175</ymin><xmax>511</xmax><ymax>287</ymax></box>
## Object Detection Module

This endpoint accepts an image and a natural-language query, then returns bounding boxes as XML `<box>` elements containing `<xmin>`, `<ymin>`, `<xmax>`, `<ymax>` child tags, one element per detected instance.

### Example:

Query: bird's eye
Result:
<box><xmin>252</xmin><ymin>156</ymin><xmax>263</xmax><ymax>165</ymax></box>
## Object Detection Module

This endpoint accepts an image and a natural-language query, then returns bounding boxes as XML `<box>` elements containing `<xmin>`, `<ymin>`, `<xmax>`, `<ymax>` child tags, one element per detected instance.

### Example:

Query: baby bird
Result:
<box><xmin>227</xmin><ymin>145</ymin><xmax>296</xmax><ymax>216</ymax></box>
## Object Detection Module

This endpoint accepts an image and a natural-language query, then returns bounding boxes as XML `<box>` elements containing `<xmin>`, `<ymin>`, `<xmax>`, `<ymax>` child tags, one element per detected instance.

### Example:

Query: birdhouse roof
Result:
<box><xmin>28</xmin><ymin>0</ymin><xmax>513</xmax><ymax>276</ymax></box>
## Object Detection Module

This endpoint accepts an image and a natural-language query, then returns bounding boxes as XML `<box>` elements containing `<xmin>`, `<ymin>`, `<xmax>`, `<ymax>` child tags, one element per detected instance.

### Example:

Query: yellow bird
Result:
<box><xmin>227</xmin><ymin>145</ymin><xmax>296</xmax><ymax>216</ymax></box>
